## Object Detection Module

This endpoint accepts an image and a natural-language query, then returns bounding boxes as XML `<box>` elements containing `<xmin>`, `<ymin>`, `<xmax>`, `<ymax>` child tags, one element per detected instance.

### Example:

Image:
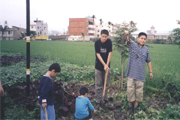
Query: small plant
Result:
<box><xmin>113</xmin><ymin>21</ymin><xmax>137</xmax><ymax>90</ymax></box>
<box><xmin>158</xmin><ymin>104</ymin><xmax>180</xmax><ymax>119</ymax></box>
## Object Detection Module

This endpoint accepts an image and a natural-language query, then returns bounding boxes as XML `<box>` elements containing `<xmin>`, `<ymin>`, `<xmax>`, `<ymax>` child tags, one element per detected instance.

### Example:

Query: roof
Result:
<box><xmin>151</xmin><ymin>26</ymin><xmax>155</xmax><ymax>29</ymax></box>
<box><xmin>85</xmin><ymin>16</ymin><xmax>93</xmax><ymax>19</ymax></box>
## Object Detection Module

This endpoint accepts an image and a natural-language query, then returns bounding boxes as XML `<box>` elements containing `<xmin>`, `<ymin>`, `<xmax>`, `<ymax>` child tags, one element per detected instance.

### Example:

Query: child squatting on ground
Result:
<box><xmin>38</xmin><ymin>63</ymin><xmax>61</xmax><ymax>120</ymax></box>
<box><xmin>124</xmin><ymin>31</ymin><xmax>153</xmax><ymax>114</ymax></box>
<box><xmin>75</xmin><ymin>87</ymin><xmax>97</xmax><ymax>120</ymax></box>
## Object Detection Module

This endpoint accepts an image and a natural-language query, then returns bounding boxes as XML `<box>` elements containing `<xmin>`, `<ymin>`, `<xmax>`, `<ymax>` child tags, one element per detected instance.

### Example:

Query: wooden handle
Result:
<box><xmin>103</xmin><ymin>70</ymin><xmax>109</xmax><ymax>97</ymax></box>
<box><xmin>44</xmin><ymin>107</ymin><xmax>48</xmax><ymax>120</ymax></box>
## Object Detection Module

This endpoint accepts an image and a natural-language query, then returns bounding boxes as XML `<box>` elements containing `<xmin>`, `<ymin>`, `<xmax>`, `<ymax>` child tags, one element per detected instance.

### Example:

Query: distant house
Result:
<box><xmin>68</xmin><ymin>17</ymin><xmax>119</xmax><ymax>41</ymax></box>
<box><xmin>0</xmin><ymin>24</ymin><xmax>26</xmax><ymax>40</ymax></box>
<box><xmin>30</xmin><ymin>18</ymin><xmax>48</xmax><ymax>40</ymax></box>
<box><xmin>132</xmin><ymin>26</ymin><xmax>171</xmax><ymax>43</ymax></box>
<box><xmin>94</xmin><ymin>23</ymin><xmax>118</xmax><ymax>38</ymax></box>
<box><xmin>68</xmin><ymin>17</ymin><xmax>95</xmax><ymax>41</ymax></box>
<box><xmin>146</xmin><ymin>26</ymin><xmax>157</xmax><ymax>40</ymax></box>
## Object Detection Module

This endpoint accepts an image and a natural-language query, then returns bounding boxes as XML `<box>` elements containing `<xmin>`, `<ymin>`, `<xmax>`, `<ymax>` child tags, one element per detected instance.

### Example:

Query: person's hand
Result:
<box><xmin>42</xmin><ymin>103</ymin><xmax>47</xmax><ymax>108</ymax></box>
<box><xmin>37</xmin><ymin>102</ymin><xmax>40</xmax><ymax>106</ymax></box>
<box><xmin>150</xmin><ymin>73</ymin><xmax>153</xmax><ymax>79</ymax></box>
<box><xmin>94</xmin><ymin>110</ymin><xmax>97</xmax><ymax>113</ymax></box>
<box><xmin>104</xmin><ymin>64</ymin><xmax>109</xmax><ymax>71</ymax></box>
<box><xmin>0</xmin><ymin>86</ymin><xmax>4</xmax><ymax>96</ymax></box>
<box><xmin>124</xmin><ymin>30</ymin><xmax>129</xmax><ymax>35</ymax></box>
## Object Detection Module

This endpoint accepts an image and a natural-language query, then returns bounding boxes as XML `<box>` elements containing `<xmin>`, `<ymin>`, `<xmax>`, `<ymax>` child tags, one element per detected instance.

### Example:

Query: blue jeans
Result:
<box><xmin>40</xmin><ymin>105</ymin><xmax>55</xmax><ymax>120</ymax></box>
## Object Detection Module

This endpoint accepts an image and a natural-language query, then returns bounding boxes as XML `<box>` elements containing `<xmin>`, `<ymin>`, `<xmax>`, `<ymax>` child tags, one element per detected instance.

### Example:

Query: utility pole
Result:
<box><xmin>26</xmin><ymin>0</ymin><xmax>30</xmax><ymax>96</ymax></box>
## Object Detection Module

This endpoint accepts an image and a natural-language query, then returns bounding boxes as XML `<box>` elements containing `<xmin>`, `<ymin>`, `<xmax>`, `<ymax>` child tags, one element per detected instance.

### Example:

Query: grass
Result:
<box><xmin>1</xmin><ymin>40</ymin><xmax>180</xmax><ymax>88</ymax></box>
<box><xmin>1</xmin><ymin>40</ymin><xmax>180</xmax><ymax>119</ymax></box>
<box><xmin>0</xmin><ymin>40</ymin><xmax>124</xmax><ymax>68</ymax></box>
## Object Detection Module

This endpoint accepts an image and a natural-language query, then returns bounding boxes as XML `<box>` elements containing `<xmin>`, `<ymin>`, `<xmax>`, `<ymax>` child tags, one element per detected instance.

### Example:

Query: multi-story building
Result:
<box><xmin>68</xmin><ymin>17</ymin><xmax>95</xmax><ymax>41</ymax></box>
<box><xmin>94</xmin><ymin>23</ymin><xmax>118</xmax><ymax>38</ymax></box>
<box><xmin>68</xmin><ymin>17</ymin><xmax>119</xmax><ymax>41</ymax></box>
<box><xmin>30</xmin><ymin>18</ymin><xmax>48</xmax><ymax>40</ymax></box>
<box><xmin>0</xmin><ymin>21</ymin><xmax>26</xmax><ymax>40</ymax></box>
<box><xmin>147</xmin><ymin>26</ymin><xmax>170</xmax><ymax>41</ymax></box>
<box><xmin>132</xmin><ymin>26</ymin><xmax>171</xmax><ymax>43</ymax></box>
<box><xmin>30</xmin><ymin>23</ymin><xmax>36</xmax><ymax>32</ymax></box>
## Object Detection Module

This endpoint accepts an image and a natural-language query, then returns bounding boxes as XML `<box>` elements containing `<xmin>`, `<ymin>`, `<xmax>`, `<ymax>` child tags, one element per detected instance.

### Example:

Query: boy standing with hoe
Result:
<box><xmin>38</xmin><ymin>63</ymin><xmax>61</xmax><ymax>120</ymax></box>
<box><xmin>94</xmin><ymin>29</ymin><xmax>112</xmax><ymax>110</ymax></box>
<box><xmin>125</xmin><ymin>31</ymin><xmax>153</xmax><ymax>114</ymax></box>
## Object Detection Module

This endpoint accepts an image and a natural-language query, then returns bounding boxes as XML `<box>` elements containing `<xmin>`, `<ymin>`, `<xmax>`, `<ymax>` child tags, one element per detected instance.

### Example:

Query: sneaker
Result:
<box><xmin>127</xmin><ymin>107</ymin><xmax>134</xmax><ymax>116</ymax></box>
<box><xmin>95</xmin><ymin>103</ymin><xmax>101</xmax><ymax>110</ymax></box>
<box><xmin>134</xmin><ymin>106</ymin><xmax>139</xmax><ymax>114</ymax></box>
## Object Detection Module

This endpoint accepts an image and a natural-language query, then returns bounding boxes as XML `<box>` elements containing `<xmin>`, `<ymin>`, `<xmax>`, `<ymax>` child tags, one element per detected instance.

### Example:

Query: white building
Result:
<box><xmin>94</xmin><ymin>23</ymin><xmax>118</xmax><ymax>37</ymax></box>
<box><xmin>30</xmin><ymin>23</ymin><xmax>36</xmax><ymax>32</ymax></box>
<box><xmin>30</xmin><ymin>19</ymin><xmax>48</xmax><ymax>36</ymax></box>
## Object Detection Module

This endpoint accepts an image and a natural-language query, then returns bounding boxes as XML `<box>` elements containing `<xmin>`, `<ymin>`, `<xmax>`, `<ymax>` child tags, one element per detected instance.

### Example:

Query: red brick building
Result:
<box><xmin>68</xmin><ymin>18</ymin><xmax>94</xmax><ymax>36</ymax></box>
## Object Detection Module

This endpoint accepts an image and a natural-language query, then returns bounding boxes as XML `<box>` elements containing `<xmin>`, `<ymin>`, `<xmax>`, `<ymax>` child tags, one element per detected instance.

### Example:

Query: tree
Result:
<box><xmin>172</xmin><ymin>20</ymin><xmax>180</xmax><ymax>45</ymax></box>
<box><xmin>91</xmin><ymin>15</ymin><xmax>96</xmax><ymax>24</ymax></box>
<box><xmin>100</xmin><ymin>19</ymin><xmax>103</xmax><ymax>25</ymax></box>
<box><xmin>113</xmin><ymin>21</ymin><xmax>137</xmax><ymax>90</ymax></box>
<box><xmin>30</xmin><ymin>31</ymin><xmax>36</xmax><ymax>36</ymax></box>
<box><xmin>168</xmin><ymin>36</ymin><xmax>173</xmax><ymax>44</ymax></box>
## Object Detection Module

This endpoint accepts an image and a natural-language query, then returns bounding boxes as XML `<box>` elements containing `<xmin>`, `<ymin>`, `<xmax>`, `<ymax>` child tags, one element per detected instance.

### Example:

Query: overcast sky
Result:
<box><xmin>0</xmin><ymin>0</ymin><xmax>180</xmax><ymax>33</ymax></box>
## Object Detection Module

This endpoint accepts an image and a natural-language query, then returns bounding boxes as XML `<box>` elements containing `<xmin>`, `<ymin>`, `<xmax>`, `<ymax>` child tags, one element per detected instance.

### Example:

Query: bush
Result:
<box><xmin>154</xmin><ymin>39</ymin><xmax>164</xmax><ymax>44</ymax></box>
<box><xmin>158</xmin><ymin>104</ymin><xmax>180</xmax><ymax>119</ymax></box>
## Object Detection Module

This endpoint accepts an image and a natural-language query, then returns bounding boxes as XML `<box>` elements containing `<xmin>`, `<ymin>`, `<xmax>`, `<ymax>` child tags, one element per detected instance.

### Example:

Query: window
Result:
<box><xmin>38</xmin><ymin>27</ymin><xmax>39</xmax><ymax>29</ymax></box>
<box><xmin>8</xmin><ymin>31</ymin><xmax>11</xmax><ymax>34</ymax></box>
<box><xmin>31</xmin><ymin>26</ymin><xmax>33</xmax><ymax>29</ymax></box>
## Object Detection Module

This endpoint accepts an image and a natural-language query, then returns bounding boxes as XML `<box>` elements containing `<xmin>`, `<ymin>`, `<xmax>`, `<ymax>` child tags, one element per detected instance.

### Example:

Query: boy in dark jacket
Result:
<box><xmin>38</xmin><ymin>63</ymin><xmax>61</xmax><ymax>120</ymax></box>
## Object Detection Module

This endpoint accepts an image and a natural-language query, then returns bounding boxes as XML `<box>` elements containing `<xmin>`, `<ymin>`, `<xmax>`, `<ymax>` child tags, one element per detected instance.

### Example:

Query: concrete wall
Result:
<box><xmin>49</xmin><ymin>35</ymin><xmax>68</xmax><ymax>41</ymax></box>
<box><xmin>12</xmin><ymin>26</ymin><xmax>26</xmax><ymax>40</ymax></box>
<box><xmin>68</xmin><ymin>36</ymin><xmax>93</xmax><ymax>41</ymax></box>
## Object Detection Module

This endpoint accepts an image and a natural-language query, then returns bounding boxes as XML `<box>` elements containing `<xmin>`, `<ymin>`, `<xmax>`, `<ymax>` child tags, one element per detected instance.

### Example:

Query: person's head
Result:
<box><xmin>137</xmin><ymin>32</ymin><xmax>147</xmax><ymax>46</ymax></box>
<box><xmin>48</xmin><ymin>63</ymin><xmax>61</xmax><ymax>77</ymax></box>
<box><xmin>79</xmin><ymin>87</ymin><xmax>88</xmax><ymax>96</ymax></box>
<box><xmin>100</xmin><ymin>29</ymin><xmax>109</xmax><ymax>43</ymax></box>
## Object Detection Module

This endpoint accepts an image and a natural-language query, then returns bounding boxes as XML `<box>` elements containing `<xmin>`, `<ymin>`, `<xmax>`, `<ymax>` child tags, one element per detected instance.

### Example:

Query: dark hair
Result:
<box><xmin>138</xmin><ymin>32</ymin><xmax>147</xmax><ymax>38</ymax></box>
<box><xmin>101</xmin><ymin>29</ymin><xmax>109</xmax><ymax>36</ymax></box>
<box><xmin>49</xmin><ymin>63</ymin><xmax>61</xmax><ymax>72</ymax></box>
<box><xmin>79</xmin><ymin>87</ymin><xmax>88</xmax><ymax>95</ymax></box>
